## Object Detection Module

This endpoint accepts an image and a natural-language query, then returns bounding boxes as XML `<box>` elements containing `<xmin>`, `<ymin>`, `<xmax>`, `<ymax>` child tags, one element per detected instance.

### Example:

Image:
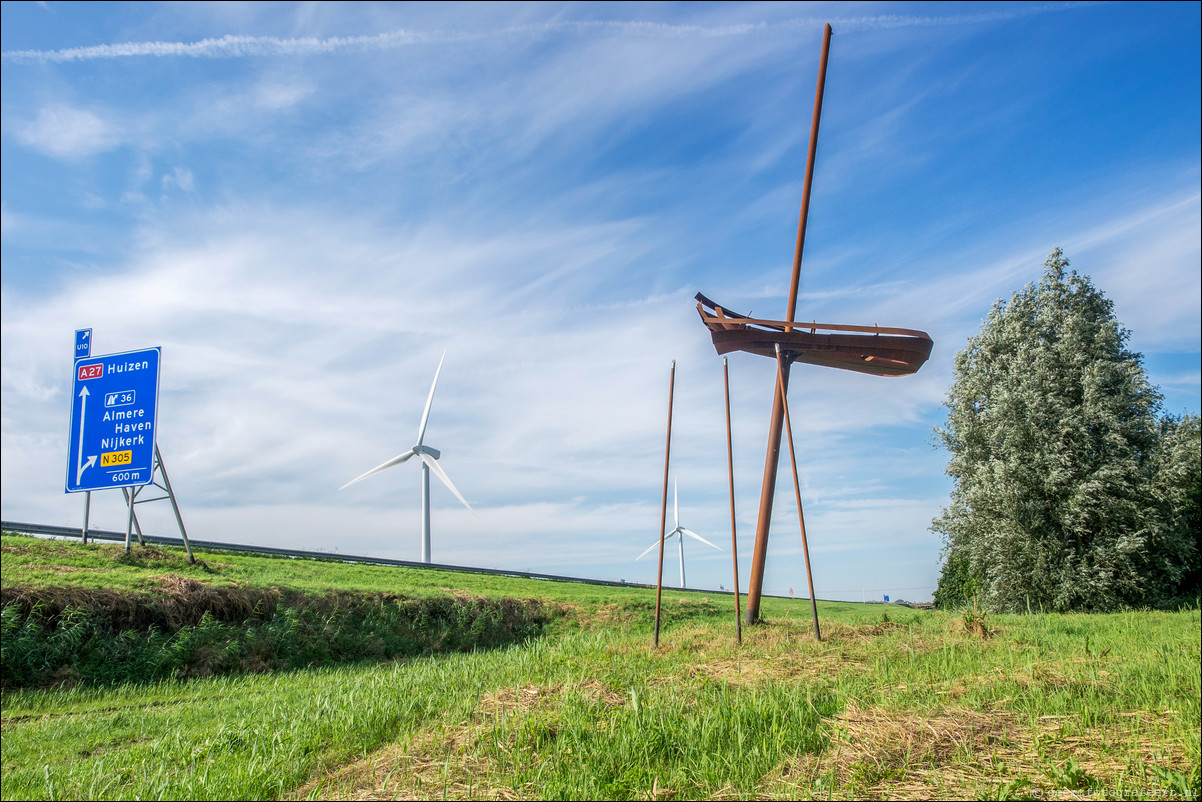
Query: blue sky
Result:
<box><xmin>2</xmin><ymin>1</ymin><xmax>1198</xmax><ymax>602</ymax></box>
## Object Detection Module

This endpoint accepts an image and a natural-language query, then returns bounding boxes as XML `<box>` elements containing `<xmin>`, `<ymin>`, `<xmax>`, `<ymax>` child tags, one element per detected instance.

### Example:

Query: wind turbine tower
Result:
<box><xmin>340</xmin><ymin>351</ymin><xmax>474</xmax><ymax>563</ymax></box>
<box><xmin>637</xmin><ymin>480</ymin><xmax>721</xmax><ymax>588</ymax></box>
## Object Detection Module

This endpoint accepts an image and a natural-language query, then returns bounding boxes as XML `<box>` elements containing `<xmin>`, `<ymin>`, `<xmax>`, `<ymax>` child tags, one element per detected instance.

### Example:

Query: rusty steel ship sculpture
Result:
<box><xmin>694</xmin><ymin>23</ymin><xmax>933</xmax><ymax>637</ymax></box>
<box><xmin>696</xmin><ymin>293</ymin><xmax>932</xmax><ymax>377</ymax></box>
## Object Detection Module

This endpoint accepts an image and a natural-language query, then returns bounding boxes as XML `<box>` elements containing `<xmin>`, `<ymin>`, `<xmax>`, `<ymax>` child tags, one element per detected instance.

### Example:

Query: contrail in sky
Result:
<box><xmin>2</xmin><ymin>5</ymin><xmax>1087</xmax><ymax>64</ymax></box>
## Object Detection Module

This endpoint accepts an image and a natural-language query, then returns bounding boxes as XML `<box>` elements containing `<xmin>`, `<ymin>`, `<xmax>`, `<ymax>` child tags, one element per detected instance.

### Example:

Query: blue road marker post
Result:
<box><xmin>74</xmin><ymin>328</ymin><xmax>92</xmax><ymax>359</ymax></box>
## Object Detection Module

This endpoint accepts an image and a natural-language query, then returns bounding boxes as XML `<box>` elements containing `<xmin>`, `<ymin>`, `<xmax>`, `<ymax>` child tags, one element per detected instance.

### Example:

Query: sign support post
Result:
<box><xmin>119</xmin><ymin>446</ymin><xmax>194</xmax><ymax>562</ymax></box>
<box><xmin>81</xmin><ymin>492</ymin><xmax>91</xmax><ymax>544</ymax></box>
<box><xmin>124</xmin><ymin>485</ymin><xmax>137</xmax><ymax>552</ymax></box>
<box><xmin>66</xmin><ymin>333</ymin><xmax>194</xmax><ymax>562</ymax></box>
<box><xmin>153</xmin><ymin>445</ymin><xmax>195</xmax><ymax>563</ymax></box>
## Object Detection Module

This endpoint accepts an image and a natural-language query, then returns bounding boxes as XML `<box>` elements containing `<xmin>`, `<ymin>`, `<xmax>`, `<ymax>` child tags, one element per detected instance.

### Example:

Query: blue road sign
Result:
<box><xmin>65</xmin><ymin>346</ymin><xmax>161</xmax><ymax>493</ymax></box>
<box><xmin>74</xmin><ymin>329</ymin><xmax>92</xmax><ymax>358</ymax></box>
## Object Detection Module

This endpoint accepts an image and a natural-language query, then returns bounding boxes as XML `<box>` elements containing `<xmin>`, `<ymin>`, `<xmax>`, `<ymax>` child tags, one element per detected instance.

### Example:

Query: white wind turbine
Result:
<box><xmin>636</xmin><ymin>480</ymin><xmax>721</xmax><ymax>588</ymax></box>
<box><xmin>340</xmin><ymin>350</ymin><xmax>474</xmax><ymax>563</ymax></box>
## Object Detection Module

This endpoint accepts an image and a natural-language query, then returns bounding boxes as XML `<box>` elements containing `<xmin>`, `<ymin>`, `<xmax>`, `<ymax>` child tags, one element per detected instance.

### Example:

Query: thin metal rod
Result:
<box><xmin>745</xmin><ymin>23</ymin><xmax>833</xmax><ymax>625</ymax></box>
<box><xmin>82</xmin><ymin>491</ymin><xmax>91</xmax><ymax>544</ymax></box>
<box><xmin>776</xmin><ymin>346</ymin><xmax>821</xmax><ymax>641</ymax></box>
<box><xmin>653</xmin><ymin>360</ymin><xmax>676</xmax><ymax>648</ymax></box>
<box><xmin>154</xmin><ymin>445</ymin><xmax>195</xmax><ymax>564</ymax></box>
<box><xmin>723</xmin><ymin>358</ymin><xmax>742</xmax><ymax>645</ymax></box>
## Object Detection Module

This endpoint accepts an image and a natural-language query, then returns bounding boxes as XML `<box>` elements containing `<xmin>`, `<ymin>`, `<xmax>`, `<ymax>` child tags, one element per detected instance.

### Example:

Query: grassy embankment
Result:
<box><xmin>2</xmin><ymin>532</ymin><xmax>1199</xmax><ymax>800</ymax></box>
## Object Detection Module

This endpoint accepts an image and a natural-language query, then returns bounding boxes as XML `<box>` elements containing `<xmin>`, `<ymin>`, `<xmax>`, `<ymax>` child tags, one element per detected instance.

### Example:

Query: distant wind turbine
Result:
<box><xmin>637</xmin><ymin>480</ymin><xmax>721</xmax><ymax>588</ymax></box>
<box><xmin>340</xmin><ymin>350</ymin><xmax>474</xmax><ymax>563</ymax></box>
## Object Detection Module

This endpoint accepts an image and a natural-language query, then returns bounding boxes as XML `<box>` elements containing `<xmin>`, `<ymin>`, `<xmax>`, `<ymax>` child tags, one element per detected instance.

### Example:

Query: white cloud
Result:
<box><xmin>16</xmin><ymin>104</ymin><xmax>122</xmax><ymax>159</ymax></box>
<box><xmin>161</xmin><ymin>166</ymin><xmax>195</xmax><ymax>194</ymax></box>
<box><xmin>254</xmin><ymin>81</ymin><xmax>314</xmax><ymax>110</ymax></box>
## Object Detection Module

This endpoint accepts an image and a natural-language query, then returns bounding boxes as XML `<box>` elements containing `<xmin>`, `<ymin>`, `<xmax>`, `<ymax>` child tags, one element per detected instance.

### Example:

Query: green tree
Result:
<box><xmin>932</xmin><ymin>248</ymin><xmax>1199</xmax><ymax>612</ymax></box>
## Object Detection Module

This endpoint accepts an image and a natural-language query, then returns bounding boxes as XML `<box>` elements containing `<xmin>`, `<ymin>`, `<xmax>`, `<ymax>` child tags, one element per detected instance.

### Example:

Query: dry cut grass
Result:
<box><xmin>294</xmin><ymin>680</ymin><xmax>629</xmax><ymax>801</ymax></box>
<box><xmin>767</xmin><ymin>704</ymin><xmax>1192</xmax><ymax>801</ymax></box>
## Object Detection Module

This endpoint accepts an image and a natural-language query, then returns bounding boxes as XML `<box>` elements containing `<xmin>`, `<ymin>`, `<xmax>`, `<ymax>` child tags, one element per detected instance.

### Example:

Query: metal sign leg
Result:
<box><xmin>121</xmin><ymin>486</ymin><xmax>147</xmax><ymax>547</ymax></box>
<box><xmin>153</xmin><ymin>445</ymin><xmax>194</xmax><ymax>563</ymax></box>
<box><xmin>82</xmin><ymin>491</ymin><xmax>91</xmax><ymax>544</ymax></box>
<box><xmin>113</xmin><ymin>446</ymin><xmax>194</xmax><ymax>561</ymax></box>
<box><xmin>124</xmin><ymin>487</ymin><xmax>135</xmax><ymax>553</ymax></box>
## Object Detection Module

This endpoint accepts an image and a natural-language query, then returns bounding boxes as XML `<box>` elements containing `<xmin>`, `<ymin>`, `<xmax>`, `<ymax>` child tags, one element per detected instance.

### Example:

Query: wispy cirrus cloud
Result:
<box><xmin>2</xmin><ymin>5</ymin><xmax>1086</xmax><ymax>64</ymax></box>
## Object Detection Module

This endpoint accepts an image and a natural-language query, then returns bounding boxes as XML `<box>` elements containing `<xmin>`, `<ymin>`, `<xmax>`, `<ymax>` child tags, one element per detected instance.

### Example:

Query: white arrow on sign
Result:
<box><xmin>75</xmin><ymin>386</ymin><xmax>96</xmax><ymax>485</ymax></box>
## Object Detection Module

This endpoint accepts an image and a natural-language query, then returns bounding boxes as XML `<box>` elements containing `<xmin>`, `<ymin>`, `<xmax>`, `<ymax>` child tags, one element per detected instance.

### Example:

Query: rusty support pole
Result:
<box><xmin>653</xmin><ymin>360</ymin><xmax>676</xmax><ymax>648</ymax></box>
<box><xmin>744</xmin><ymin>22</ymin><xmax>832</xmax><ymax>625</ymax></box>
<box><xmin>776</xmin><ymin>346</ymin><xmax>821</xmax><ymax>641</ymax></box>
<box><xmin>723</xmin><ymin>359</ymin><xmax>742</xmax><ymax>645</ymax></box>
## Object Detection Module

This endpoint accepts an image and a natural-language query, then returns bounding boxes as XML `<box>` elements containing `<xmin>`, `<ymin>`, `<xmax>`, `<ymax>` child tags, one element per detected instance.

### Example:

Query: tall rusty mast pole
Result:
<box><xmin>744</xmin><ymin>23</ymin><xmax>833</xmax><ymax>625</ymax></box>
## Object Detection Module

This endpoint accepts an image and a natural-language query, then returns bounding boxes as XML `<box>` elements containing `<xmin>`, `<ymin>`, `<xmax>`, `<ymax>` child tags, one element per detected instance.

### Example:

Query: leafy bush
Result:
<box><xmin>933</xmin><ymin>249</ymin><xmax>1200</xmax><ymax>613</ymax></box>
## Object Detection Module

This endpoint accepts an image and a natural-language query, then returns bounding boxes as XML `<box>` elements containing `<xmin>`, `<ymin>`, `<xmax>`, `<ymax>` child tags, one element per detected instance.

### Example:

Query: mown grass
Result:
<box><xmin>2</xmin><ymin>533</ymin><xmax>1199</xmax><ymax>800</ymax></box>
<box><xmin>0</xmin><ymin>532</ymin><xmax>644</xmax><ymax>610</ymax></box>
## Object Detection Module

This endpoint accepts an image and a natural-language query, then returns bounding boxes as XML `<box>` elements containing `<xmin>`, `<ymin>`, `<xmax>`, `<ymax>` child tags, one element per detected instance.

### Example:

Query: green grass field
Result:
<box><xmin>2</xmin><ymin>532</ymin><xmax>1198</xmax><ymax>800</ymax></box>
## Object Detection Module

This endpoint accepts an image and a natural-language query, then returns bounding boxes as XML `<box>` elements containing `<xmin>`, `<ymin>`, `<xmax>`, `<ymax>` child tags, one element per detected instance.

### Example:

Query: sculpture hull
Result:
<box><xmin>696</xmin><ymin>294</ymin><xmax>932</xmax><ymax>377</ymax></box>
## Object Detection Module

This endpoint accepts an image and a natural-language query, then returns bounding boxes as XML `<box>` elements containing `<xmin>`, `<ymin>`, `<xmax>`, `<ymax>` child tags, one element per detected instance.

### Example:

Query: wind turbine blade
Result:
<box><xmin>673</xmin><ymin>479</ymin><xmax>679</xmax><ymax>527</ymax></box>
<box><xmin>416</xmin><ymin>350</ymin><xmax>447</xmax><ymax>446</ymax></box>
<box><xmin>339</xmin><ymin>451</ymin><xmax>414</xmax><ymax>490</ymax></box>
<box><xmin>681</xmin><ymin>528</ymin><xmax>722</xmax><ymax>551</ymax></box>
<box><xmin>419</xmin><ymin>452</ymin><xmax>475</xmax><ymax>515</ymax></box>
<box><xmin>636</xmin><ymin>539</ymin><xmax>662</xmax><ymax>561</ymax></box>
